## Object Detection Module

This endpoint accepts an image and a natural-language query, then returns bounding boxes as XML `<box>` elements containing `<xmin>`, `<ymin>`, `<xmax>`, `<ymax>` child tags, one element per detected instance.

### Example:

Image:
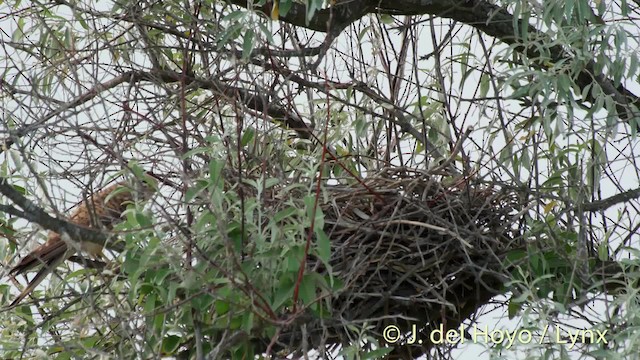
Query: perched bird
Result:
<box><xmin>7</xmin><ymin>178</ymin><xmax>156</xmax><ymax>307</ymax></box>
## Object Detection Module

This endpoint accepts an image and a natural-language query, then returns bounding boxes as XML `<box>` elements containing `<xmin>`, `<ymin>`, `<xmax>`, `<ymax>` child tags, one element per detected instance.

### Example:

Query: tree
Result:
<box><xmin>0</xmin><ymin>0</ymin><xmax>639</xmax><ymax>358</ymax></box>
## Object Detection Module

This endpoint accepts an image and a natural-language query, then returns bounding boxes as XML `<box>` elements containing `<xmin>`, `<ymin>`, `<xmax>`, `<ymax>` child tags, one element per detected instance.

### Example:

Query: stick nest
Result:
<box><xmin>274</xmin><ymin>167</ymin><xmax>525</xmax><ymax>358</ymax></box>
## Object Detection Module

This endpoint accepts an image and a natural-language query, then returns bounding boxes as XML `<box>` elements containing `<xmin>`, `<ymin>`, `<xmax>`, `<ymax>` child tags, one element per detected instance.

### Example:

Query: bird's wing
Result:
<box><xmin>9</xmin><ymin>233</ymin><xmax>69</xmax><ymax>276</ymax></box>
<box><xmin>8</xmin><ymin>239</ymin><xmax>70</xmax><ymax>308</ymax></box>
<box><xmin>7</xmin><ymin>178</ymin><xmax>156</xmax><ymax>307</ymax></box>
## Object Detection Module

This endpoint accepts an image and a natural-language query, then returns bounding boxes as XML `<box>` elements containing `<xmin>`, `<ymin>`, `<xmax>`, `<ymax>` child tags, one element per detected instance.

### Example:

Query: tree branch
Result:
<box><xmin>227</xmin><ymin>0</ymin><xmax>374</xmax><ymax>34</ymax></box>
<box><xmin>0</xmin><ymin>177</ymin><xmax>124</xmax><ymax>252</ymax></box>
<box><xmin>582</xmin><ymin>187</ymin><xmax>640</xmax><ymax>212</ymax></box>
<box><xmin>229</xmin><ymin>0</ymin><xmax>640</xmax><ymax>123</ymax></box>
<box><xmin>126</xmin><ymin>69</ymin><xmax>316</xmax><ymax>140</ymax></box>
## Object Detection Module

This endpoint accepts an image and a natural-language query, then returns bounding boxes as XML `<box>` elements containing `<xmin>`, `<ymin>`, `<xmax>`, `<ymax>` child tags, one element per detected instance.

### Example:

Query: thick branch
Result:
<box><xmin>227</xmin><ymin>0</ymin><xmax>373</xmax><ymax>34</ymax></box>
<box><xmin>231</xmin><ymin>0</ymin><xmax>640</xmax><ymax>123</ymax></box>
<box><xmin>0</xmin><ymin>177</ymin><xmax>123</xmax><ymax>251</ymax></box>
<box><xmin>582</xmin><ymin>187</ymin><xmax>640</xmax><ymax>212</ymax></box>
<box><xmin>410</xmin><ymin>0</ymin><xmax>640</xmax><ymax>121</ymax></box>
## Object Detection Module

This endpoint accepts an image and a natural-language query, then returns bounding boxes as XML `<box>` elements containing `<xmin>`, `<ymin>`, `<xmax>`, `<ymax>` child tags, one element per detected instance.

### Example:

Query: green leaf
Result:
<box><xmin>153</xmin><ymin>312</ymin><xmax>166</xmax><ymax>332</ymax></box>
<box><xmin>274</xmin><ymin>206</ymin><xmax>297</xmax><ymax>222</ymax></box>
<box><xmin>221</xmin><ymin>10</ymin><xmax>247</xmax><ymax>22</ymax></box>
<box><xmin>241</xmin><ymin>128</ymin><xmax>255</xmax><ymax>146</ymax></box>
<box><xmin>215</xmin><ymin>299</ymin><xmax>230</xmax><ymax>315</ymax></box>
<box><xmin>124</xmin><ymin>163</ymin><xmax>157</xmax><ymax>191</ymax></box>
<box><xmin>185</xmin><ymin>180</ymin><xmax>208</xmax><ymax>202</ymax></box>
<box><xmin>144</xmin><ymin>293</ymin><xmax>157</xmax><ymax>314</ymax></box>
<box><xmin>598</xmin><ymin>241</ymin><xmax>609</xmax><ymax>261</ymax></box>
<box><xmin>256</xmin><ymin>21</ymin><xmax>275</xmax><ymax>44</ymax></box>
<box><xmin>73</xmin><ymin>10</ymin><xmax>89</xmax><ymax>30</ymax></box>
<box><xmin>379</xmin><ymin>14</ymin><xmax>394</xmax><ymax>24</ymax></box>
<box><xmin>161</xmin><ymin>335</ymin><xmax>182</xmax><ymax>354</ymax></box>
<box><xmin>242</xmin><ymin>311</ymin><xmax>254</xmax><ymax>332</ymax></box>
<box><xmin>315</xmin><ymin>228</ymin><xmax>330</xmax><ymax>265</ymax></box>
<box><xmin>209</xmin><ymin>159</ymin><xmax>225</xmax><ymax>188</ymax></box>
<box><xmin>217</xmin><ymin>22</ymin><xmax>244</xmax><ymax>49</ymax></box>
<box><xmin>304</xmin><ymin>194</ymin><xmax>317</xmax><ymax>220</ymax></box>
<box><xmin>264</xmin><ymin>177</ymin><xmax>279</xmax><ymax>189</ymax></box>
<box><xmin>191</xmin><ymin>293</ymin><xmax>215</xmax><ymax>310</ymax></box>
<box><xmin>153</xmin><ymin>268</ymin><xmax>172</xmax><ymax>285</ymax></box>
<box><xmin>479</xmin><ymin>73</ymin><xmax>490</xmax><ymax>98</ymax></box>
<box><xmin>298</xmin><ymin>274</ymin><xmax>316</xmax><ymax>308</ymax></box>
<box><xmin>11</xmin><ymin>18</ymin><xmax>25</xmax><ymax>42</ymax></box>
<box><xmin>278</xmin><ymin>0</ymin><xmax>293</xmax><ymax>16</ymax></box>
<box><xmin>520</xmin><ymin>148</ymin><xmax>531</xmax><ymax>171</ymax></box>
<box><xmin>505</xmin><ymin>249</ymin><xmax>527</xmax><ymax>265</ymax></box>
<box><xmin>357</xmin><ymin>25</ymin><xmax>370</xmax><ymax>42</ymax></box>
<box><xmin>182</xmin><ymin>146</ymin><xmax>211</xmax><ymax>159</ymax></box>
<box><xmin>10</xmin><ymin>184</ymin><xmax>26</xmax><ymax>195</ymax></box>
<box><xmin>273</xmin><ymin>275</ymin><xmax>294</xmax><ymax>310</ymax></box>
<box><xmin>286</xmin><ymin>247</ymin><xmax>303</xmax><ymax>272</ymax></box>
<box><xmin>628</xmin><ymin>50</ymin><xmax>639</xmax><ymax>79</ymax></box>
<box><xmin>362</xmin><ymin>347</ymin><xmax>394</xmax><ymax>359</ymax></box>
<box><xmin>135</xmin><ymin>211</ymin><xmax>153</xmax><ymax>228</ymax></box>
<box><xmin>64</xmin><ymin>27</ymin><xmax>72</xmax><ymax>48</ymax></box>
<box><xmin>507</xmin><ymin>297</ymin><xmax>523</xmax><ymax>319</ymax></box>
<box><xmin>195</xmin><ymin>210</ymin><xmax>216</xmax><ymax>232</ymax></box>
<box><xmin>509</xmin><ymin>83</ymin><xmax>532</xmax><ymax>99</ymax></box>
<box><xmin>242</xmin><ymin>29</ymin><xmax>255</xmax><ymax>60</ymax></box>
<box><xmin>104</xmin><ymin>185</ymin><xmax>132</xmax><ymax>205</ymax></box>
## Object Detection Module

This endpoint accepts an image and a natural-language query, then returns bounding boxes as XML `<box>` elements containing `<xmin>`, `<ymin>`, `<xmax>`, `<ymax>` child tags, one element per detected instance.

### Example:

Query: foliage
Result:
<box><xmin>0</xmin><ymin>0</ymin><xmax>639</xmax><ymax>358</ymax></box>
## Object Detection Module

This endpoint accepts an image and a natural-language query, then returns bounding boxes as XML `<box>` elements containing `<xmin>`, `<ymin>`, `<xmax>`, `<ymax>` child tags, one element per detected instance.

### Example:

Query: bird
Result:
<box><xmin>7</xmin><ymin>178</ymin><xmax>157</xmax><ymax>307</ymax></box>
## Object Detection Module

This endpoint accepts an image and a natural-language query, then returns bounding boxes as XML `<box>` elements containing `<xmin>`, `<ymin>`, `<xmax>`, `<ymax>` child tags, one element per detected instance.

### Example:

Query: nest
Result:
<box><xmin>269</xmin><ymin>167</ymin><xmax>525</xmax><ymax>358</ymax></box>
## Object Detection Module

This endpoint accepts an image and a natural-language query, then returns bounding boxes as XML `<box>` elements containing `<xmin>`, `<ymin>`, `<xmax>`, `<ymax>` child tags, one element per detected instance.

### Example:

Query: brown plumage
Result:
<box><xmin>8</xmin><ymin>180</ymin><xmax>155</xmax><ymax>307</ymax></box>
